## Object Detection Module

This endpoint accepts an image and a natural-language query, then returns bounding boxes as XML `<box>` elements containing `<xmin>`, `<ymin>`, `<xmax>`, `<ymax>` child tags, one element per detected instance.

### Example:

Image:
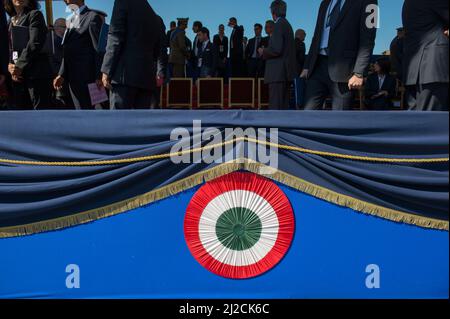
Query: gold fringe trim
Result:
<box><xmin>0</xmin><ymin>159</ymin><xmax>447</xmax><ymax>238</ymax></box>
<box><xmin>0</xmin><ymin>137</ymin><xmax>448</xmax><ymax>166</ymax></box>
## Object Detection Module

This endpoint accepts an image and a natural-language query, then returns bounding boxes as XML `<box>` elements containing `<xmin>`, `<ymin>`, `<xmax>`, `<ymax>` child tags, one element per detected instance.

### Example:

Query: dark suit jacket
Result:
<box><xmin>0</xmin><ymin>4</ymin><xmax>8</xmax><ymax>76</ymax></box>
<box><xmin>59</xmin><ymin>7</ymin><xmax>103</xmax><ymax>84</ymax></box>
<box><xmin>389</xmin><ymin>36</ymin><xmax>404</xmax><ymax>81</ymax></box>
<box><xmin>364</xmin><ymin>73</ymin><xmax>396</xmax><ymax>108</ymax></box>
<box><xmin>199</xmin><ymin>41</ymin><xmax>219</xmax><ymax>77</ymax></box>
<box><xmin>230</xmin><ymin>25</ymin><xmax>244</xmax><ymax>59</ymax></box>
<box><xmin>402</xmin><ymin>0</ymin><xmax>449</xmax><ymax>86</ymax></box>
<box><xmin>101</xmin><ymin>0</ymin><xmax>161</xmax><ymax>91</ymax></box>
<box><xmin>213</xmin><ymin>35</ymin><xmax>229</xmax><ymax>60</ymax></box>
<box><xmin>12</xmin><ymin>10</ymin><xmax>53</xmax><ymax>80</ymax></box>
<box><xmin>245</xmin><ymin>36</ymin><xmax>264</xmax><ymax>60</ymax></box>
<box><xmin>262</xmin><ymin>17</ymin><xmax>297</xmax><ymax>84</ymax></box>
<box><xmin>295</xmin><ymin>38</ymin><xmax>306</xmax><ymax>76</ymax></box>
<box><xmin>305</xmin><ymin>0</ymin><xmax>378</xmax><ymax>83</ymax></box>
<box><xmin>156</xmin><ymin>16</ymin><xmax>168</xmax><ymax>79</ymax></box>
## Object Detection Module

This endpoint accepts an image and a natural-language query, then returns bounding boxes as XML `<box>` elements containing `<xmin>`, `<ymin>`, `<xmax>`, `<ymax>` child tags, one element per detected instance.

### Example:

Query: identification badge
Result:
<box><xmin>12</xmin><ymin>51</ymin><xmax>19</xmax><ymax>64</ymax></box>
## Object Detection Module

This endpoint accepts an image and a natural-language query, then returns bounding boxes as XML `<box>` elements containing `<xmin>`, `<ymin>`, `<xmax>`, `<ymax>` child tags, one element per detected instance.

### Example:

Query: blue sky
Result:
<box><xmin>47</xmin><ymin>0</ymin><xmax>403</xmax><ymax>54</ymax></box>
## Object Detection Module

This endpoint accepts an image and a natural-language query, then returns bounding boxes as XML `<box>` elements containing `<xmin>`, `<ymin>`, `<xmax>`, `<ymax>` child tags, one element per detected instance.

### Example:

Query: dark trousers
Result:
<box><xmin>247</xmin><ymin>58</ymin><xmax>263</xmax><ymax>78</ymax></box>
<box><xmin>406</xmin><ymin>83</ymin><xmax>449</xmax><ymax>111</ymax></box>
<box><xmin>110</xmin><ymin>84</ymin><xmax>153</xmax><ymax>109</ymax></box>
<box><xmin>231</xmin><ymin>56</ymin><xmax>245</xmax><ymax>78</ymax></box>
<box><xmin>304</xmin><ymin>55</ymin><xmax>354</xmax><ymax>110</ymax></box>
<box><xmin>171</xmin><ymin>63</ymin><xmax>185</xmax><ymax>78</ymax></box>
<box><xmin>68</xmin><ymin>81</ymin><xmax>93</xmax><ymax>110</ymax></box>
<box><xmin>150</xmin><ymin>86</ymin><xmax>162</xmax><ymax>109</ymax></box>
<box><xmin>269</xmin><ymin>82</ymin><xmax>290</xmax><ymax>110</ymax></box>
<box><xmin>11</xmin><ymin>78</ymin><xmax>53</xmax><ymax>110</ymax></box>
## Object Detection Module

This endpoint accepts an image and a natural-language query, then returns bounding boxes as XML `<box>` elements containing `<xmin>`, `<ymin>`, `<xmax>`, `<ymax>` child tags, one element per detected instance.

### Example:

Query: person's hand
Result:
<box><xmin>12</xmin><ymin>74</ymin><xmax>23</xmax><ymax>82</ymax></box>
<box><xmin>444</xmin><ymin>29</ymin><xmax>449</xmax><ymax>37</ymax></box>
<box><xmin>53</xmin><ymin>75</ymin><xmax>64</xmax><ymax>90</ymax></box>
<box><xmin>8</xmin><ymin>63</ymin><xmax>14</xmax><ymax>75</ymax></box>
<box><xmin>379</xmin><ymin>90</ymin><xmax>388</xmax><ymax>97</ymax></box>
<box><xmin>96</xmin><ymin>79</ymin><xmax>103</xmax><ymax>89</ymax></box>
<box><xmin>102</xmin><ymin>73</ymin><xmax>112</xmax><ymax>90</ymax></box>
<box><xmin>348</xmin><ymin>75</ymin><xmax>364</xmax><ymax>90</ymax></box>
<box><xmin>8</xmin><ymin>64</ymin><xmax>22</xmax><ymax>77</ymax></box>
<box><xmin>300</xmin><ymin>69</ymin><xmax>309</xmax><ymax>79</ymax></box>
<box><xmin>257</xmin><ymin>48</ymin><xmax>264</xmax><ymax>57</ymax></box>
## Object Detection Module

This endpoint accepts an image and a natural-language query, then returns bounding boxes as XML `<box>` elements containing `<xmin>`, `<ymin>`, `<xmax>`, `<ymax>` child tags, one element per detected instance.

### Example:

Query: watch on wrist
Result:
<box><xmin>353</xmin><ymin>73</ymin><xmax>364</xmax><ymax>79</ymax></box>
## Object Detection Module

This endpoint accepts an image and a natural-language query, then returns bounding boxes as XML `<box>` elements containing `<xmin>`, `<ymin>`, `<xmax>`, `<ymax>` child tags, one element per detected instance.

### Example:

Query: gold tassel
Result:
<box><xmin>0</xmin><ymin>159</ymin><xmax>447</xmax><ymax>238</ymax></box>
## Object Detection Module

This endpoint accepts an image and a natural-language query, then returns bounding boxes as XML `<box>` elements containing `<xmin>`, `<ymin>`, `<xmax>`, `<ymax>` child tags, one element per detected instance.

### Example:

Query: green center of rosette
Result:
<box><xmin>215</xmin><ymin>207</ymin><xmax>262</xmax><ymax>251</ymax></box>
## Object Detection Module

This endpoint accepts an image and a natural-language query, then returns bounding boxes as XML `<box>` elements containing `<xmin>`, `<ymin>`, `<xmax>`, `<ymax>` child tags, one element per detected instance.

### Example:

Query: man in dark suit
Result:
<box><xmin>294</xmin><ymin>29</ymin><xmax>307</xmax><ymax>108</ymax></box>
<box><xmin>302</xmin><ymin>0</ymin><xmax>378</xmax><ymax>110</ymax></box>
<box><xmin>166</xmin><ymin>21</ymin><xmax>176</xmax><ymax>48</ymax></box>
<box><xmin>197</xmin><ymin>27</ymin><xmax>219</xmax><ymax>78</ymax></box>
<box><xmin>259</xmin><ymin>0</ymin><xmax>297</xmax><ymax>110</ymax></box>
<box><xmin>228</xmin><ymin>17</ymin><xmax>245</xmax><ymax>77</ymax></box>
<box><xmin>0</xmin><ymin>3</ymin><xmax>8</xmax><ymax>109</ymax></box>
<box><xmin>402</xmin><ymin>0</ymin><xmax>449</xmax><ymax>111</ymax></box>
<box><xmin>191</xmin><ymin>21</ymin><xmax>203</xmax><ymax>80</ymax></box>
<box><xmin>245</xmin><ymin>23</ymin><xmax>265</xmax><ymax>78</ymax></box>
<box><xmin>389</xmin><ymin>27</ymin><xmax>405</xmax><ymax>82</ymax></box>
<box><xmin>213</xmin><ymin>24</ymin><xmax>229</xmax><ymax>79</ymax></box>
<box><xmin>151</xmin><ymin>16</ymin><xmax>168</xmax><ymax>109</ymax></box>
<box><xmin>53</xmin><ymin>0</ymin><xmax>103</xmax><ymax>109</ymax></box>
<box><xmin>295</xmin><ymin>29</ymin><xmax>307</xmax><ymax>76</ymax></box>
<box><xmin>0</xmin><ymin>3</ymin><xmax>8</xmax><ymax>78</ymax></box>
<box><xmin>101</xmin><ymin>0</ymin><xmax>162</xmax><ymax>109</ymax></box>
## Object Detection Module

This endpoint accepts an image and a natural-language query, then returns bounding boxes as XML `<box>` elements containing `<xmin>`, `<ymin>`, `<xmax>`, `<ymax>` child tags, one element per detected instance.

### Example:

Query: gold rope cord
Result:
<box><xmin>0</xmin><ymin>159</ymin><xmax>448</xmax><ymax>238</ymax></box>
<box><xmin>0</xmin><ymin>137</ymin><xmax>448</xmax><ymax>166</ymax></box>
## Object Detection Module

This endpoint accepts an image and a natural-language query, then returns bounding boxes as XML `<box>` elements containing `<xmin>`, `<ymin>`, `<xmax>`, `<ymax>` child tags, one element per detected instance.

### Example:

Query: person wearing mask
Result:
<box><xmin>213</xmin><ymin>24</ymin><xmax>229</xmax><ymax>80</ymax></box>
<box><xmin>53</xmin><ymin>0</ymin><xmax>103</xmax><ymax>109</ymax></box>
<box><xmin>5</xmin><ymin>0</ymin><xmax>53</xmax><ymax>110</ymax></box>
<box><xmin>245</xmin><ymin>23</ymin><xmax>264</xmax><ymax>78</ymax></box>
<box><xmin>364</xmin><ymin>58</ymin><xmax>396</xmax><ymax>110</ymax></box>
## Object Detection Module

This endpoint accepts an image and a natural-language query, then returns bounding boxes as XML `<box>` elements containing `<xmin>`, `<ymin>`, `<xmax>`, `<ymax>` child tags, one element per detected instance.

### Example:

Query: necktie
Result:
<box><xmin>327</xmin><ymin>0</ymin><xmax>342</xmax><ymax>29</ymax></box>
<box><xmin>253</xmin><ymin>37</ymin><xmax>260</xmax><ymax>58</ymax></box>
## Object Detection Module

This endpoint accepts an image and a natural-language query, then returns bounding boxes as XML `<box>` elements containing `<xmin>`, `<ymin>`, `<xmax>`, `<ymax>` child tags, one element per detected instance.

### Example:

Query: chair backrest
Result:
<box><xmin>166</xmin><ymin>78</ymin><xmax>193</xmax><ymax>109</ymax></box>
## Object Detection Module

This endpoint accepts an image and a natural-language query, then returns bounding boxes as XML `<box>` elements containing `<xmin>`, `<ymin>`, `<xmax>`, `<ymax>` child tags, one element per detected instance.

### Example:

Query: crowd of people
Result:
<box><xmin>0</xmin><ymin>0</ymin><xmax>448</xmax><ymax>111</ymax></box>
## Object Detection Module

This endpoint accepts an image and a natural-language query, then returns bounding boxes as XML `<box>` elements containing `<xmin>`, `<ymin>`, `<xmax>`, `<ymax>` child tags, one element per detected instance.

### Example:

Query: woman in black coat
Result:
<box><xmin>5</xmin><ymin>0</ymin><xmax>53</xmax><ymax>110</ymax></box>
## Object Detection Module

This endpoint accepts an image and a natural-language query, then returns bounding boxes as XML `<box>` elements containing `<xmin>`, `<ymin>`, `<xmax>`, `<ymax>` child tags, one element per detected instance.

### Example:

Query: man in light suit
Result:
<box><xmin>302</xmin><ymin>0</ymin><xmax>378</xmax><ymax>110</ymax></box>
<box><xmin>259</xmin><ymin>0</ymin><xmax>296</xmax><ymax>110</ymax></box>
<box><xmin>101</xmin><ymin>0</ymin><xmax>162</xmax><ymax>109</ymax></box>
<box><xmin>53</xmin><ymin>0</ymin><xmax>104</xmax><ymax>109</ymax></box>
<box><xmin>402</xmin><ymin>0</ymin><xmax>449</xmax><ymax>111</ymax></box>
